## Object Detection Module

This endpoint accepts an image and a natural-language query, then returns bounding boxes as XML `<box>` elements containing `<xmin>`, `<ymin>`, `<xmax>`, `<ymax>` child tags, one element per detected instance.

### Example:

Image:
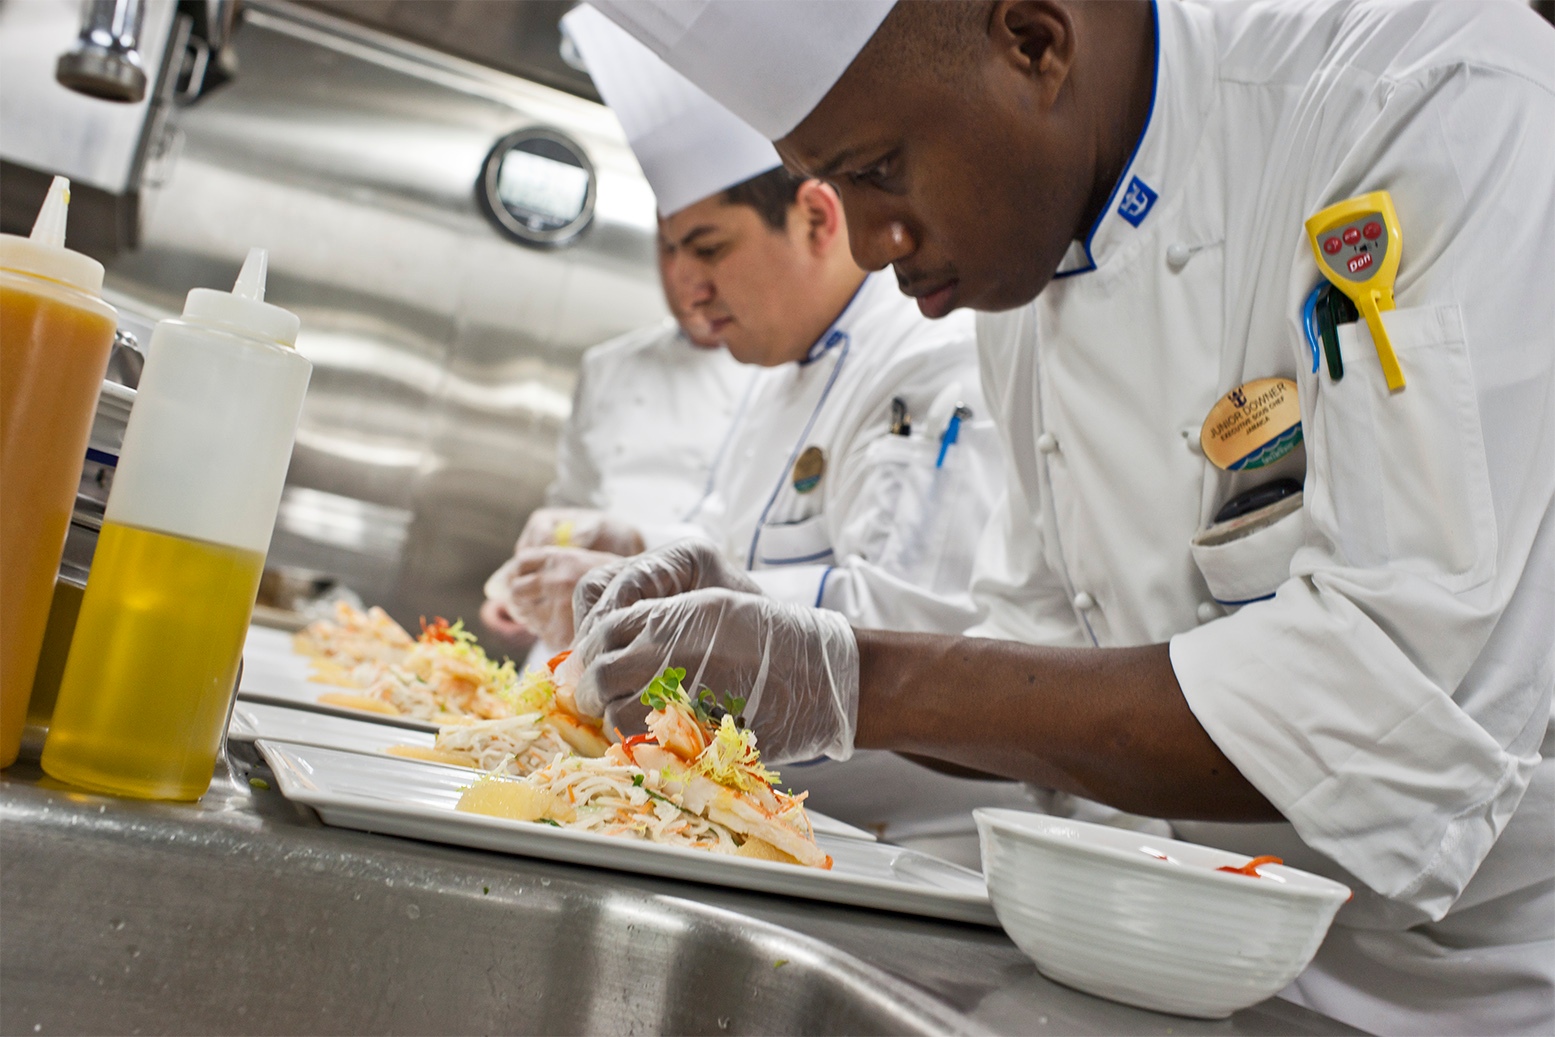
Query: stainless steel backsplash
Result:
<box><xmin>99</xmin><ymin>1</ymin><xmax>666</xmax><ymax>634</ymax></box>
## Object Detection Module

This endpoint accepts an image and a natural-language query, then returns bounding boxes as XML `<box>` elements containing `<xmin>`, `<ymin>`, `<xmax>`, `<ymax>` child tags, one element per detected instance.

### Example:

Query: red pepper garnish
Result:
<box><xmin>614</xmin><ymin>728</ymin><xmax>658</xmax><ymax>766</ymax></box>
<box><xmin>419</xmin><ymin>616</ymin><xmax>456</xmax><ymax>643</ymax></box>
<box><xmin>1217</xmin><ymin>854</ymin><xmax>1283</xmax><ymax>877</ymax></box>
<box><xmin>547</xmin><ymin>650</ymin><xmax>572</xmax><ymax>673</ymax></box>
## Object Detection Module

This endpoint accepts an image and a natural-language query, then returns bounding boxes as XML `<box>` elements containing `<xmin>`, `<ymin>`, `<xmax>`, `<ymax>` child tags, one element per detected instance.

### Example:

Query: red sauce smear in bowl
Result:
<box><xmin>1217</xmin><ymin>854</ymin><xmax>1283</xmax><ymax>877</ymax></box>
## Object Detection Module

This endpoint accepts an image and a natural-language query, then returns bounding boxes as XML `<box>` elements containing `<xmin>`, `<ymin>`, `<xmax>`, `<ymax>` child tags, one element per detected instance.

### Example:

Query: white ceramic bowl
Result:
<box><xmin>974</xmin><ymin>808</ymin><xmax>1350</xmax><ymax>1019</ymax></box>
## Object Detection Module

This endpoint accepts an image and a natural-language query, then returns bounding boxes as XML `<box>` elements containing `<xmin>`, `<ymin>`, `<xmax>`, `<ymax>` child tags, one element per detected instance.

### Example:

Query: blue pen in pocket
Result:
<box><xmin>936</xmin><ymin>404</ymin><xmax>973</xmax><ymax>468</ymax></box>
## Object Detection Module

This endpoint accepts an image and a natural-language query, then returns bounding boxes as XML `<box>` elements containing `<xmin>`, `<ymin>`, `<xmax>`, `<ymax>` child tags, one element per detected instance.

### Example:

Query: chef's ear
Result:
<box><xmin>992</xmin><ymin>0</ymin><xmax>1077</xmax><ymax>109</ymax></box>
<box><xmin>793</xmin><ymin>179</ymin><xmax>844</xmax><ymax>255</ymax></box>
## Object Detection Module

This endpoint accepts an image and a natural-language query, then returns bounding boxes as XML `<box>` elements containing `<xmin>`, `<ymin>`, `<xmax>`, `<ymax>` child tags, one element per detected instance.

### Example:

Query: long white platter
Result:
<box><xmin>231</xmin><ymin>702</ymin><xmax>874</xmax><ymax>843</ymax></box>
<box><xmin>238</xmin><ymin>626</ymin><xmax>443</xmax><ymax>732</ymax></box>
<box><xmin>258</xmin><ymin>740</ymin><xmax>996</xmax><ymax>926</ymax></box>
<box><xmin>230</xmin><ymin>700</ymin><xmax>436</xmax><ymax>755</ymax></box>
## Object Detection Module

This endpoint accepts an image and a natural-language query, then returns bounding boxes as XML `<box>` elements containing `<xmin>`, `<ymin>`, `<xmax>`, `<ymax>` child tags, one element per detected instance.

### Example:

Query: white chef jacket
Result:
<box><xmin>548</xmin><ymin>320</ymin><xmax>751</xmax><ymax>527</ymax></box>
<box><xmin>968</xmin><ymin>2</ymin><xmax>1555</xmax><ymax>1034</ymax></box>
<box><xmin>645</xmin><ymin>271</ymin><xmax>1002</xmax><ymax>634</ymax></box>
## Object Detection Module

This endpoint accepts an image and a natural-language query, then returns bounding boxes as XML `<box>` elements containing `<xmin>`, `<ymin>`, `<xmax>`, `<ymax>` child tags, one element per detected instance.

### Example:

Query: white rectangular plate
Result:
<box><xmin>258</xmin><ymin>740</ymin><xmax>994</xmax><ymax>926</ymax></box>
<box><xmin>244</xmin><ymin>624</ymin><xmax>314</xmax><ymax>678</ymax></box>
<box><xmin>230</xmin><ymin>701</ymin><xmax>437</xmax><ymax>755</ymax></box>
<box><xmin>234</xmin><ymin>704</ymin><xmax>874</xmax><ymax>842</ymax></box>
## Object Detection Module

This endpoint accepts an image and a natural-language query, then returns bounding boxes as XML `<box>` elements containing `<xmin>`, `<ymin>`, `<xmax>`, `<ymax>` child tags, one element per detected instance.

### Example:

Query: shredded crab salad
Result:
<box><xmin>388</xmin><ymin>654</ymin><xmax>611</xmax><ymax>770</ymax></box>
<box><xmin>457</xmin><ymin>668</ymin><xmax>831</xmax><ymax>869</ymax></box>
<box><xmin>295</xmin><ymin>607</ymin><xmax>610</xmax><ymax>763</ymax></box>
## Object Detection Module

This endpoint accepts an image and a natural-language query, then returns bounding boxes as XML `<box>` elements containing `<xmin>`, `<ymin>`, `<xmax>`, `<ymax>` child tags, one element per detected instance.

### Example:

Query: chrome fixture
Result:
<box><xmin>56</xmin><ymin>0</ymin><xmax>151</xmax><ymax>103</ymax></box>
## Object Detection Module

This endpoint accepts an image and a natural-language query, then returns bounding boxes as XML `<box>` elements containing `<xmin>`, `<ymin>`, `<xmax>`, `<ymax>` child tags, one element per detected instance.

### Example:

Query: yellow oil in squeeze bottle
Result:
<box><xmin>42</xmin><ymin>249</ymin><xmax>310</xmax><ymax>800</ymax></box>
<box><xmin>1</xmin><ymin>177</ymin><xmax>119</xmax><ymax>768</ymax></box>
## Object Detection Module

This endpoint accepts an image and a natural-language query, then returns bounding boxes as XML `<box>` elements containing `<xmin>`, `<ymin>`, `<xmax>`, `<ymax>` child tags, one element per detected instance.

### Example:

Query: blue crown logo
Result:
<box><xmin>1118</xmin><ymin>177</ymin><xmax>1158</xmax><ymax>227</ymax></box>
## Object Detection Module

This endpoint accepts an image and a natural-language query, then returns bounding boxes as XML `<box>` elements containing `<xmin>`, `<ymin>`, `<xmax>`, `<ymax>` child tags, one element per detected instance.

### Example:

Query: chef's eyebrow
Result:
<box><xmin>676</xmin><ymin>225</ymin><xmax>719</xmax><ymax>248</ymax></box>
<box><xmin>809</xmin><ymin>147</ymin><xmax>863</xmax><ymax>180</ymax></box>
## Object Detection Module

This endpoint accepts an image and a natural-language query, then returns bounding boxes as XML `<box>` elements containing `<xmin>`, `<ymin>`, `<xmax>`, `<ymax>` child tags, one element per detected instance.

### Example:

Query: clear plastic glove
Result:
<box><xmin>479</xmin><ymin>597</ymin><xmax>537</xmax><ymax>649</ymax></box>
<box><xmin>501</xmin><ymin>546</ymin><xmax>622</xmax><ymax>648</ymax></box>
<box><xmin>517</xmin><ymin>507</ymin><xmax>644</xmax><ymax>556</ymax></box>
<box><xmin>573</xmin><ymin>537</ymin><xmax>760</xmax><ymax>638</ymax></box>
<box><xmin>571</xmin><ymin>586</ymin><xmax>859</xmax><ymax>765</ymax></box>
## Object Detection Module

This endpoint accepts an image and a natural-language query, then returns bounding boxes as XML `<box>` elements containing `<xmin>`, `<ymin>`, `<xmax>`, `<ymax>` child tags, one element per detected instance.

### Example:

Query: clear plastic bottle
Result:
<box><xmin>42</xmin><ymin>248</ymin><xmax>311</xmax><ymax>800</ymax></box>
<box><xmin>0</xmin><ymin>178</ymin><xmax>119</xmax><ymax>768</ymax></box>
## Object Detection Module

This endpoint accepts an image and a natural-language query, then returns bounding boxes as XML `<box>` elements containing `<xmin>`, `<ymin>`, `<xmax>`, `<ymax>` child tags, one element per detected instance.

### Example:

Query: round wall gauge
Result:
<box><xmin>479</xmin><ymin>127</ymin><xmax>596</xmax><ymax>247</ymax></box>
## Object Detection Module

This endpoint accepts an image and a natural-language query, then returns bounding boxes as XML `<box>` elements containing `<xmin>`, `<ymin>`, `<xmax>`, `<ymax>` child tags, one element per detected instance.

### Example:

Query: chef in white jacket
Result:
<box><xmin>568</xmin><ymin>2</ymin><xmax>1555</xmax><ymax>1034</ymax></box>
<box><xmin>480</xmin><ymin>240</ymin><xmax>749</xmax><ymax>647</ymax></box>
<box><xmin>490</xmin><ymin>7</ymin><xmax>1025</xmax><ymax>859</ymax></box>
<box><xmin>495</xmin><ymin>5</ymin><xmax>1003</xmax><ymax>644</ymax></box>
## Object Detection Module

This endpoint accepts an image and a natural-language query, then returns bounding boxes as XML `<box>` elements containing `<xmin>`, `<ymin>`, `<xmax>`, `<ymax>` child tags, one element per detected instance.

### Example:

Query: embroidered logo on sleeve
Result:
<box><xmin>1117</xmin><ymin>177</ymin><xmax>1158</xmax><ymax>227</ymax></box>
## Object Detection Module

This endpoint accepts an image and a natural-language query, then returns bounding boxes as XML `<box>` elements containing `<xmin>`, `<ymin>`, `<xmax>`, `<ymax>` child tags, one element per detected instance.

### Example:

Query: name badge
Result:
<box><xmin>1199</xmin><ymin>378</ymin><xmax>1303</xmax><ymax>471</ymax></box>
<box><xmin>792</xmin><ymin>446</ymin><xmax>825</xmax><ymax>494</ymax></box>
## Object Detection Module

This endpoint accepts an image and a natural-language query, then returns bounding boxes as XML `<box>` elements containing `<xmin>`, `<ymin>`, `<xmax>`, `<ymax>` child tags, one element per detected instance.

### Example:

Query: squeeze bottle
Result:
<box><xmin>1</xmin><ymin>178</ymin><xmax>118</xmax><ymax>768</ymax></box>
<box><xmin>42</xmin><ymin>248</ymin><xmax>311</xmax><ymax>800</ymax></box>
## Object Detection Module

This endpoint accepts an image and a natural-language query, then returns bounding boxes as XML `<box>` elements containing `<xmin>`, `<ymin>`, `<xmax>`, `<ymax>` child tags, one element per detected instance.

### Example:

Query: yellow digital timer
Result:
<box><xmin>1304</xmin><ymin>190</ymin><xmax>1405</xmax><ymax>391</ymax></box>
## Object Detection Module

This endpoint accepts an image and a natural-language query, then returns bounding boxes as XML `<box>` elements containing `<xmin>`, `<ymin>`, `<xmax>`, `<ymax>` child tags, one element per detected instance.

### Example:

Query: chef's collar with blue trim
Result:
<box><xmin>1053</xmin><ymin>0</ymin><xmax>1218</xmax><ymax>279</ymax></box>
<box><xmin>799</xmin><ymin>271</ymin><xmax>880</xmax><ymax>365</ymax></box>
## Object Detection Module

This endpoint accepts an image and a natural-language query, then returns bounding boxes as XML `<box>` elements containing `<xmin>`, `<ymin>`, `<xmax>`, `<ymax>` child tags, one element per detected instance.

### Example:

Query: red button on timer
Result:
<box><xmin>1362</xmin><ymin>221</ymin><xmax>1382</xmax><ymax>240</ymax></box>
<box><xmin>1323</xmin><ymin>236</ymin><xmax>1342</xmax><ymax>255</ymax></box>
<box><xmin>1343</xmin><ymin>226</ymin><xmax>1361</xmax><ymax>245</ymax></box>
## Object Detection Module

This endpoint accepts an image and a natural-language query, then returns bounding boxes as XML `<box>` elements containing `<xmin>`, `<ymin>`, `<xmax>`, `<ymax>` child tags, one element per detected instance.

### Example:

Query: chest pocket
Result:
<box><xmin>1305</xmin><ymin>304</ymin><xmax>1495</xmax><ymax>590</ymax></box>
<box><xmin>751</xmin><ymin>513</ymin><xmax>833</xmax><ymax>567</ymax></box>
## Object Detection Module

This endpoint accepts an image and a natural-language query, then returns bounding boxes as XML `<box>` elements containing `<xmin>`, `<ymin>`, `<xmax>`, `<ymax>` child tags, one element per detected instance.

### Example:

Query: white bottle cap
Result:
<box><xmin>182</xmin><ymin>247</ymin><xmax>301</xmax><ymax>347</ymax></box>
<box><xmin>0</xmin><ymin>177</ymin><xmax>106</xmax><ymax>295</ymax></box>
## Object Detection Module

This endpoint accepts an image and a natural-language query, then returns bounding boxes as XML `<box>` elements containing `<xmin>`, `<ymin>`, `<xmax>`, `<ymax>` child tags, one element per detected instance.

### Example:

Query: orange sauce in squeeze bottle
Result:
<box><xmin>1</xmin><ymin>178</ymin><xmax>118</xmax><ymax>768</ymax></box>
<box><xmin>42</xmin><ymin>248</ymin><xmax>311</xmax><ymax>800</ymax></box>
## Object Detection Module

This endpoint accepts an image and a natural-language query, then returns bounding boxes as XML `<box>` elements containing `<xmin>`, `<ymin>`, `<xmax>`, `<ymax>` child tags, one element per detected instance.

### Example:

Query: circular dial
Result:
<box><xmin>479</xmin><ymin>128</ymin><xmax>597</xmax><ymax>248</ymax></box>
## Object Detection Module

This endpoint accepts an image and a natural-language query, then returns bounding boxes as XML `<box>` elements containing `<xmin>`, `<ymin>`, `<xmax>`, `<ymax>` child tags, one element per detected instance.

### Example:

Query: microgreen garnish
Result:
<box><xmin>643</xmin><ymin>667</ymin><xmax>747</xmax><ymax>727</ymax></box>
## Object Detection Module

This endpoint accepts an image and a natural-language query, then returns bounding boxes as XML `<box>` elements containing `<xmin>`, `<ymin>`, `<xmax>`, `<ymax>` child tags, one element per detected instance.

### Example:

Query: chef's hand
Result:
<box><xmin>573</xmin><ymin>538</ymin><xmax>760</xmax><ymax>637</ymax></box>
<box><xmin>517</xmin><ymin>507</ymin><xmax>645</xmax><ymax>556</ymax></box>
<box><xmin>503</xmin><ymin>546</ymin><xmax>621</xmax><ymax>648</ymax></box>
<box><xmin>571</xmin><ymin>587</ymin><xmax>858</xmax><ymax>765</ymax></box>
<box><xmin>478</xmin><ymin>597</ymin><xmax>537</xmax><ymax>652</ymax></box>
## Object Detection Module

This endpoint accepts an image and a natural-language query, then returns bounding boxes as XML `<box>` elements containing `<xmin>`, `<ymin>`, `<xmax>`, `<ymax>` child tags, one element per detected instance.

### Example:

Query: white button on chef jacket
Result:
<box><xmin>644</xmin><ymin>272</ymin><xmax>1003</xmax><ymax>634</ymax></box>
<box><xmin>547</xmin><ymin>319</ymin><xmax>753</xmax><ymax>527</ymax></box>
<box><xmin>968</xmin><ymin>2</ymin><xmax>1555</xmax><ymax>1034</ymax></box>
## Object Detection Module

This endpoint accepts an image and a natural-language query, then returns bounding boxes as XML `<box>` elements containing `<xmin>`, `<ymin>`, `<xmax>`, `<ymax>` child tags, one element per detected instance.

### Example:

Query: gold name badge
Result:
<box><xmin>792</xmin><ymin>445</ymin><xmax>825</xmax><ymax>494</ymax></box>
<box><xmin>1199</xmin><ymin>377</ymin><xmax>1303</xmax><ymax>471</ymax></box>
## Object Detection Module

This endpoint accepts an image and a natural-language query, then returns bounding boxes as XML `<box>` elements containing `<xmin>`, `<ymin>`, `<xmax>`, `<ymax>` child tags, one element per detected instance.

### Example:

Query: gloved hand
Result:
<box><xmin>517</xmin><ymin>507</ymin><xmax>645</xmax><ymax>556</ymax></box>
<box><xmin>500</xmin><ymin>546</ymin><xmax>622</xmax><ymax>647</ymax></box>
<box><xmin>570</xmin><ymin>586</ymin><xmax>859</xmax><ymax>765</ymax></box>
<box><xmin>573</xmin><ymin>537</ymin><xmax>760</xmax><ymax>638</ymax></box>
<box><xmin>479</xmin><ymin>597</ymin><xmax>537</xmax><ymax>649</ymax></box>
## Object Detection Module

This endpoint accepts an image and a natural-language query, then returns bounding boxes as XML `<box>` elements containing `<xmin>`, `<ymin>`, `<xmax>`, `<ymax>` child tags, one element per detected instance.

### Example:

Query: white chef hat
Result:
<box><xmin>562</xmin><ymin>5</ymin><xmax>782</xmax><ymax>217</ymax></box>
<box><xmin>584</xmin><ymin>0</ymin><xmax>898</xmax><ymax>141</ymax></box>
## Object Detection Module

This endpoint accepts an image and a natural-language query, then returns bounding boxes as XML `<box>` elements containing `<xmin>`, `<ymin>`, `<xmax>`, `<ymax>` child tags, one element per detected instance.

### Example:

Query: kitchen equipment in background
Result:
<box><xmin>974</xmin><ymin>809</ymin><xmax>1350</xmax><ymax>1018</ymax></box>
<box><xmin>0</xmin><ymin>177</ymin><xmax>120</xmax><ymax>769</ymax></box>
<box><xmin>43</xmin><ymin>248</ymin><xmax>311</xmax><ymax>801</ymax></box>
<box><xmin>479</xmin><ymin>127</ymin><xmax>597</xmax><ymax>247</ymax></box>
<box><xmin>101</xmin><ymin>1</ymin><xmax>667</xmax><ymax>633</ymax></box>
<box><xmin>0</xmin><ymin>0</ymin><xmax>183</xmax><ymax>259</ymax></box>
<box><xmin>55</xmin><ymin>0</ymin><xmax>154</xmax><ymax>102</ymax></box>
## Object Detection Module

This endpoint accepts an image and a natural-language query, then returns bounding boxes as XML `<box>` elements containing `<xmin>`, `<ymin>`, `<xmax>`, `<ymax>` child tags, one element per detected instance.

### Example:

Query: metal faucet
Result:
<box><xmin>56</xmin><ymin>0</ymin><xmax>150</xmax><ymax>103</ymax></box>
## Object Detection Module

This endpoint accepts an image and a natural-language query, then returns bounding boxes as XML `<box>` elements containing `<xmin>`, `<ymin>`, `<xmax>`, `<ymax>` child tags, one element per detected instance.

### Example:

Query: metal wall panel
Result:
<box><xmin>101</xmin><ymin>0</ymin><xmax>666</xmax><ymax>631</ymax></box>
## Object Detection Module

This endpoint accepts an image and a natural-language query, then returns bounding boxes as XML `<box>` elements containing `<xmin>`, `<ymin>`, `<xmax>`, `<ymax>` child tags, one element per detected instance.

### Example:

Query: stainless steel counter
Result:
<box><xmin>0</xmin><ymin>754</ymin><xmax>1361</xmax><ymax>1036</ymax></box>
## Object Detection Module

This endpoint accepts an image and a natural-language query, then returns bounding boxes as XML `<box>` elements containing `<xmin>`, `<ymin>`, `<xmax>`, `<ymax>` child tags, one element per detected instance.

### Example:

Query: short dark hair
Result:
<box><xmin>720</xmin><ymin>166</ymin><xmax>806</xmax><ymax>231</ymax></box>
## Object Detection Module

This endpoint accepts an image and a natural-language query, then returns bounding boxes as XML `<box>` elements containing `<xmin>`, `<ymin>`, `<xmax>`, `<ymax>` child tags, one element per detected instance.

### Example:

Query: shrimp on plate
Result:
<box><xmin>457</xmin><ymin>667</ymin><xmax>831</xmax><ymax>869</ymax></box>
